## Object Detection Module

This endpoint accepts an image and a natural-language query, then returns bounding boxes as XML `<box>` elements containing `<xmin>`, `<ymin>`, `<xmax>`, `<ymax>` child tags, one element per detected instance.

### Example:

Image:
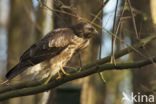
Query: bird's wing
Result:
<box><xmin>6</xmin><ymin>28</ymin><xmax>74</xmax><ymax>79</ymax></box>
<box><xmin>20</xmin><ymin>28</ymin><xmax>74</xmax><ymax>65</ymax></box>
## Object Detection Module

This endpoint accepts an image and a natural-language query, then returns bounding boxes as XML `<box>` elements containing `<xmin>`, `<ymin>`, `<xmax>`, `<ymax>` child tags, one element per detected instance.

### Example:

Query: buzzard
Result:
<box><xmin>5</xmin><ymin>22</ymin><xmax>98</xmax><ymax>84</ymax></box>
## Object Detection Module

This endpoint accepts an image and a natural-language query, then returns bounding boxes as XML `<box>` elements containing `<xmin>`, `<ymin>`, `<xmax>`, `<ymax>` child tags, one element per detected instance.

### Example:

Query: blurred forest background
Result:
<box><xmin>0</xmin><ymin>0</ymin><xmax>156</xmax><ymax>104</ymax></box>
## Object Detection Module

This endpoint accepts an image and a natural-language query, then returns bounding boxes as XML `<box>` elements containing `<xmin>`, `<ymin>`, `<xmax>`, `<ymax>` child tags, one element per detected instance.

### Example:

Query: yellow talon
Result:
<box><xmin>44</xmin><ymin>65</ymin><xmax>70</xmax><ymax>84</ymax></box>
<box><xmin>44</xmin><ymin>74</ymin><xmax>53</xmax><ymax>85</ymax></box>
<box><xmin>60</xmin><ymin>65</ymin><xmax>70</xmax><ymax>76</ymax></box>
<box><xmin>56</xmin><ymin>72</ymin><xmax>61</xmax><ymax>80</ymax></box>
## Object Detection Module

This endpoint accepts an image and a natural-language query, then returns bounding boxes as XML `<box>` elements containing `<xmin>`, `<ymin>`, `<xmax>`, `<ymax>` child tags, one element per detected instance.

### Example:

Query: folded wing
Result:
<box><xmin>6</xmin><ymin>28</ymin><xmax>74</xmax><ymax>79</ymax></box>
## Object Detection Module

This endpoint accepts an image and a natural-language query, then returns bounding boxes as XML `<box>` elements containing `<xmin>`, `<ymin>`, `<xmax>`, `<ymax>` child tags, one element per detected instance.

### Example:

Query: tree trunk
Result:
<box><xmin>7</xmin><ymin>0</ymin><xmax>34</xmax><ymax>104</ymax></box>
<box><xmin>130</xmin><ymin>0</ymin><xmax>156</xmax><ymax>103</ymax></box>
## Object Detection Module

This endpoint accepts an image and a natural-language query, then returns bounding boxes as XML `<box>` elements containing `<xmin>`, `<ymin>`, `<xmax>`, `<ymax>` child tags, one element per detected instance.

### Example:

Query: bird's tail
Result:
<box><xmin>6</xmin><ymin>62</ymin><xmax>31</xmax><ymax>80</ymax></box>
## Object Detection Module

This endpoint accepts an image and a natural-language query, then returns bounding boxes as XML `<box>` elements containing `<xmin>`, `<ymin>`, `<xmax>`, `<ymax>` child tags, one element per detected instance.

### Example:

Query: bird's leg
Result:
<box><xmin>78</xmin><ymin>51</ymin><xmax>82</xmax><ymax>71</ymax></box>
<box><xmin>60</xmin><ymin>65</ymin><xmax>70</xmax><ymax>76</ymax></box>
<box><xmin>44</xmin><ymin>72</ymin><xmax>63</xmax><ymax>84</ymax></box>
<box><xmin>44</xmin><ymin>65</ymin><xmax>70</xmax><ymax>84</ymax></box>
<box><xmin>56</xmin><ymin>72</ymin><xmax>61</xmax><ymax>80</ymax></box>
<box><xmin>44</xmin><ymin>74</ymin><xmax>53</xmax><ymax>85</ymax></box>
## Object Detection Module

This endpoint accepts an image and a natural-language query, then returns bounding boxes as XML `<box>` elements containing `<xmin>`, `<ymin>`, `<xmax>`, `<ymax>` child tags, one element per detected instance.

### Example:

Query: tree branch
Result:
<box><xmin>0</xmin><ymin>35</ymin><xmax>156</xmax><ymax>101</ymax></box>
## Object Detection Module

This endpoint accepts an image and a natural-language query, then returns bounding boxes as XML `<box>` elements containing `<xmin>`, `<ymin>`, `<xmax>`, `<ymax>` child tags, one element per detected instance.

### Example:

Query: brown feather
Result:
<box><xmin>6</xmin><ymin>22</ymin><xmax>97</xmax><ymax>80</ymax></box>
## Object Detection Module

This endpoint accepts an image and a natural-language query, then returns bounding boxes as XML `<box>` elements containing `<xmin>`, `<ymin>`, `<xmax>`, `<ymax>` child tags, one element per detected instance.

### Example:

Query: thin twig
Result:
<box><xmin>127</xmin><ymin>0</ymin><xmax>139</xmax><ymax>38</ymax></box>
<box><xmin>91</xmin><ymin>22</ymin><xmax>153</xmax><ymax>61</ymax></box>
<box><xmin>111</xmin><ymin>0</ymin><xmax>119</xmax><ymax>64</ymax></box>
<box><xmin>111</xmin><ymin>0</ymin><xmax>127</xmax><ymax>64</ymax></box>
<box><xmin>91</xmin><ymin>0</ymin><xmax>109</xmax><ymax>23</ymax></box>
<box><xmin>97</xmin><ymin>0</ymin><xmax>109</xmax><ymax>85</ymax></box>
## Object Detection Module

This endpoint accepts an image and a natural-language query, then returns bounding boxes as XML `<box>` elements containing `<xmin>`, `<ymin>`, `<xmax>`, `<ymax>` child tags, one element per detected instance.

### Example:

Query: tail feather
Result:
<box><xmin>6</xmin><ymin>62</ymin><xmax>31</xmax><ymax>80</ymax></box>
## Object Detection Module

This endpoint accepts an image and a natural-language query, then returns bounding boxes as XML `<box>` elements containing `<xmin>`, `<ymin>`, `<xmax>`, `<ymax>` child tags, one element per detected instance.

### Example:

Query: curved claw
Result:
<box><xmin>60</xmin><ymin>65</ymin><xmax>70</xmax><ymax>76</ymax></box>
<box><xmin>44</xmin><ymin>74</ymin><xmax>53</xmax><ymax>85</ymax></box>
<box><xmin>56</xmin><ymin>72</ymin><xmax>62</xmax><ymax>80</ymax></box>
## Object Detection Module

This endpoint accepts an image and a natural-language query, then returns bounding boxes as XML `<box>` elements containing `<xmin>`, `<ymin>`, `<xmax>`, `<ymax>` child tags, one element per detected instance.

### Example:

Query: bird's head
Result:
<box><xmin>72</xmin><ymin>22</ymin><xmax>98</xmax><ymax>39</ymax></box>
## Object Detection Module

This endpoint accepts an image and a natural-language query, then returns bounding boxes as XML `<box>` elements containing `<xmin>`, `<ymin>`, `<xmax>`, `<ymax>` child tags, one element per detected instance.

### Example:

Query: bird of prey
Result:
<box><xmin>5</xmin><ymin>22</ymin><xmax>98</xmax><ymax>84</ymax></box>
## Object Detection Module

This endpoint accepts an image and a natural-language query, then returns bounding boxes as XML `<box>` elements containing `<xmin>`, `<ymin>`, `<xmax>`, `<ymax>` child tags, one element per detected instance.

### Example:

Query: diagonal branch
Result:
<box><xmin>0</xmin><ymin>35</ymin><xmax>155</xmax><ymax>101</ymax></box>
<box><xmin>0</xmin><ymin>56</ymin><xmax>155</xmax><ymax>101</ymax></box>
<box><xmin>0</xmin><ymin>35</ymin><xmax>155</xmax><ymax>94</ymax></box>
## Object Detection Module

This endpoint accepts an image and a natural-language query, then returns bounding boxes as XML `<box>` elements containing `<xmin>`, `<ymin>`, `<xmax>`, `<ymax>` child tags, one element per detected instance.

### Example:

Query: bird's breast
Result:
<box><xmin>49</xmin><ymin>35</ymin><xmax>89</xmax><ymax>66</ymax></box>
<box><xmin>48</xmin><ymin>37</ymin><xmax>89</xmax><ymax>76</ymax></box>
<box><xmin>50</xmin><ymin>45</ymin><xmax>76</xmax><ymax>67</ymax></box>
